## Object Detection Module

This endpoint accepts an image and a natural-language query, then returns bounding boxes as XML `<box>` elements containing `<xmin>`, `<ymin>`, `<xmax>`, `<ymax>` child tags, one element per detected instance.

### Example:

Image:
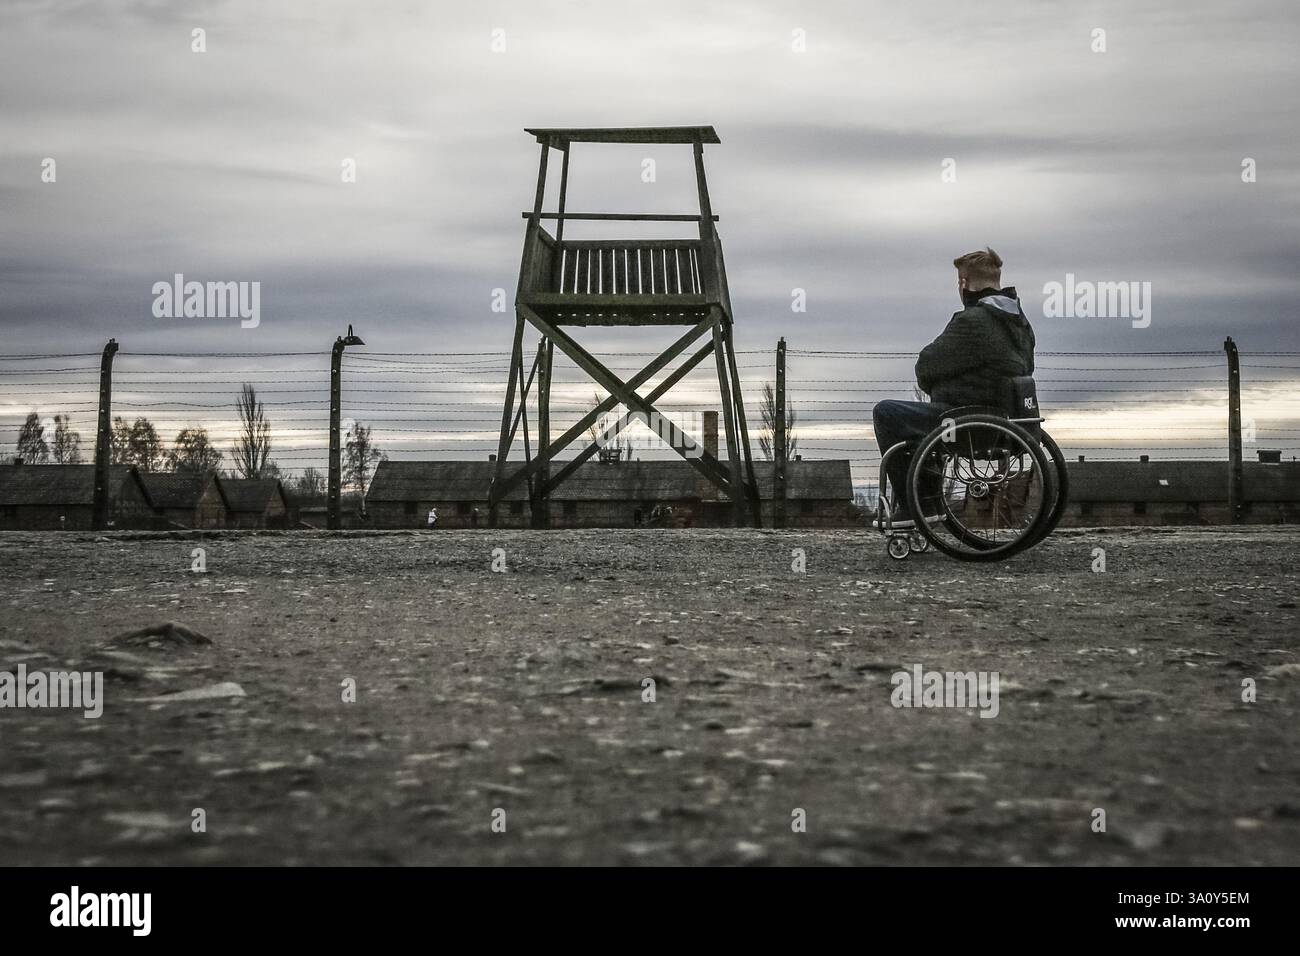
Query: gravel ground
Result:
<box><xmin>1</xmin><ymin>526</ymin><xmax>1297</xmax><ymax>866</ymax></box>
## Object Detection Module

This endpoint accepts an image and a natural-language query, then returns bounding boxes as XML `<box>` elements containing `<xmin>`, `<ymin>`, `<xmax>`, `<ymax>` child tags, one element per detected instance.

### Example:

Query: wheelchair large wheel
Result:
<box><xmin>1023</xmin><ymin>428</ymin><xmax>1069</xmax><ymax>547</ymax></box>
<box><xmin>905</xmin><ymin>414</ymin><xmax>1056</xmax><ymax>562</ymax></box>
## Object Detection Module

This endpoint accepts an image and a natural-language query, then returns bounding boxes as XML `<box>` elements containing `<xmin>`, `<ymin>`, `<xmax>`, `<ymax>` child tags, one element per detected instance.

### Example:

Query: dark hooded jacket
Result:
<box><xmin>915</xmin><ymin>287</ymin><xmax>1036</xmax><ymax>408</ymax></box>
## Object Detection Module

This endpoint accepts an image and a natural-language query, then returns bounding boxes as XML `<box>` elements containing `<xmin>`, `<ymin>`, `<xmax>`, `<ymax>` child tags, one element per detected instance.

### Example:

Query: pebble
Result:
<box><xmin>109</xmin><ymin>621</ymin><xmax>212</xmax><ymax>648</ymax></box>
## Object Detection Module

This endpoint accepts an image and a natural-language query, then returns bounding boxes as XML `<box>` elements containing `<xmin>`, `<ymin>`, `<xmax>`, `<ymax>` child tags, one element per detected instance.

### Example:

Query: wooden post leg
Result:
<box><xmin>535</xmin><ymin>338</ymin><xmax>553</xmax><ymax>528</ymax></box>
<box><xmin>327</xmin><ymin>338</ymin><xmax>345</xmax><ymax>530</ymax></box>
<box><xmin>723</xmin><ymin>322</ymin><xmax>761</xmax><ymax>527</ymax></box>
<box><xmin>518</xmin><ymin>345</ymin><xmax>533</xmax><ymax>504</ymax></box>
<box><xmin>711</xmin><ymin>309</ymin><xmax>745</xmax><ymax>526</ymax></box>
<box><xmin>490</xmin><ymin>315</ymin><xmax>526</xmax><ymax>527</ymax></box>
<box><xmin>1225</xmin><ymin>336</ymin><xmax>1243</xmax><ymax>524</ymax></box>
<box><xmin>774</xmin><ymin>337</ymin><xmax>787</xmax><ymax>529</ymax></box>
<box><xmin>92</xmin><ymin>338</ymin><xmax>119</xmax><ymax>531</ymax></box>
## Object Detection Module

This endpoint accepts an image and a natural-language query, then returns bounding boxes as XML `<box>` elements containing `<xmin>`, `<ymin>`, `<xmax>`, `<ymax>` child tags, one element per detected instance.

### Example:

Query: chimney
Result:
<box><xmin>488</xmin><ymin>453</ymin><xmax>497</xmax><ymax>463</ymax></box>
<box><xmin>1077</xmin><ymin>455</ymin><xmax>1085</xmax><ymax>462</ymax></box>
<box><xmin>1139</xmin><ymin>455</ymin><xmax>1150</xmax><ymax>463</ymax></box>
<box><xmin>1258</xmin><ymin>449</ymin><xmax>1282</xmax><ymax>464</ymax></box>
<box><xmin>702</xmin><ymin>411</ymin><xmax>718</xmax><ymax>459</ymax></box>
<box><xmin>11</xmin><ymin>457</ymin><xmax>21</xmax><ymax>466</ymax></box>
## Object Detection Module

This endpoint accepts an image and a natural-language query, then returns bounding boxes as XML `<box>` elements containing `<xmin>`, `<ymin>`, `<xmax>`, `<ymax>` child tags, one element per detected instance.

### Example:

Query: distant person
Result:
<box><xmin>427</xmin><ymin>507</ymin><xmax>437</xmax><ymax>529</ymax></box>
<box><xmin>872</xmin><ymin>248</ymin><xmax>1036</xmax><ymax>525</ymax></box>
<box><xmin>471</xmin><ymin>507</ymin><xmax>481</xmax><ymax>528</ymax></box>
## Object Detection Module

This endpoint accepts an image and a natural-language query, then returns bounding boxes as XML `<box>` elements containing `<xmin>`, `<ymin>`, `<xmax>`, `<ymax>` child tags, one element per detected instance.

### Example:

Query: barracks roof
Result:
<box><xmin>366</xmin><ymin>459</ymin><xmax>852</xmax><ymax>503</ymax></box>
<box><xmin>0</xmin><ymin>464</ymin><xmax>150</xmax><ymax>507</ymax></box>
<box><xmin>221</xmin><ymin>478</ymin><xmax>288</xmax><ymax>514</ymax></box>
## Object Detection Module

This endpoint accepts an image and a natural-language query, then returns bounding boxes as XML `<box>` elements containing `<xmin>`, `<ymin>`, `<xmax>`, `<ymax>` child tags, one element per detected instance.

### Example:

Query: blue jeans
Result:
<box><xmin>873</xmin><ymin>400</ymin><xmax>950</xmax><ymax>505</ymax></box>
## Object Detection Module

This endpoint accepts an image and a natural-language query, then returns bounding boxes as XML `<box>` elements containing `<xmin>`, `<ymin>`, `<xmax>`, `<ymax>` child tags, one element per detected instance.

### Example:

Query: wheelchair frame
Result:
<box><xmin>874</xmin><ymin>410</ymin><xmax>1067</xmax><ymax>561</ymax></box>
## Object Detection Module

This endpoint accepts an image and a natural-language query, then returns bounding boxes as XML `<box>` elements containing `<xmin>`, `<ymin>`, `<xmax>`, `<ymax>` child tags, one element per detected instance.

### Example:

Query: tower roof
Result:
<box><xmin>525</xmin><ymin>126</ymin><xmax>720</xmax><ymax>146</ymax></box>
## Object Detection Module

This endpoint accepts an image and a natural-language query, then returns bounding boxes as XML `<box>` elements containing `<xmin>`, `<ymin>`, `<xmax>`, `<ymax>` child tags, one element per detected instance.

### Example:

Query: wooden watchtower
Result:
<box><xmin>488</xmin><ymin>126</ymin><xmax>761</xmax><ymax>527</ymax></box>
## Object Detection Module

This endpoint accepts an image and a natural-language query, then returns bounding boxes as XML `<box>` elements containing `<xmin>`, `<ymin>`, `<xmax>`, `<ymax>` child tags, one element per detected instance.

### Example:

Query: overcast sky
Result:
<box><xmin>2</xmin><ymin>0</ymin><xmax>1298</xmax><ymax>471</ymax></box>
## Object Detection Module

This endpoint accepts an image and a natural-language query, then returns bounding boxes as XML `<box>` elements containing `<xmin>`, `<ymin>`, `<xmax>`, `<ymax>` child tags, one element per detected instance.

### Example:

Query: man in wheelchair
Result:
<box><xmin>872</xmin><ymin>247</ymin><xmax>1036</xmax><ymax>527</ymax></box>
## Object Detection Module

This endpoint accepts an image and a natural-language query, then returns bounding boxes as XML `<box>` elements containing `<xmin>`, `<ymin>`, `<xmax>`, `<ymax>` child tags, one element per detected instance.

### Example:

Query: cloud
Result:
<box><xmin>2</xmin><ymin>0</ymin><xmax>1297</xmax><ymax>469</ymax></box>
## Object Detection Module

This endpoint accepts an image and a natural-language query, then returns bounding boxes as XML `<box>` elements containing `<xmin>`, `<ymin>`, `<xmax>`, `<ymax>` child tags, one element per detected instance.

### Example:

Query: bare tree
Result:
<box><xmin>127</xmin><ymin>417</ymin><xmax>164</xmax><ymax>471</ymax></box>
<box><xmin>344</xmin><ymin>421</ymin><xmax>384</xmax><ymax>500</ymax></box>
<box><xmin>51</xmin><ymin>414</ymin><xmax>82</xmax><ymax>464</ymax></box>
<box><xmin>167</xmin><ymin>426</ymin><xmax>223</xmax><ymax>474</ymax></box>
<box><xmin>231</xmin><ymin>384</ymin><xmax>272</xmax><ymax>479</ymax></box>
<box><xmin>586</xmin><ymin>390</ymin><xmax>630</xmax><ymax>463</ymax></box>
<box><xmin>110</xmin><ymin>416</ymin><xmax>132</xmax><ymax>464</ymax></box>
<box><xmin>293</xmin><ymin>467</ymin><xmax>326</xmax><ymax>497</ymax></box>
<box><xmin>16</xmin><ymin>412</ymin><xmax>49</xmax><ymax>464</ymax></box>
<box><xmin>758</xmin><ymin>382</ymin><xmax>798</xmax><ymax>461</ymax></box>
<box><xmin>107</xmin><ymin>416</ymin><xmax>162</xmax><ymax>470</ymax></box>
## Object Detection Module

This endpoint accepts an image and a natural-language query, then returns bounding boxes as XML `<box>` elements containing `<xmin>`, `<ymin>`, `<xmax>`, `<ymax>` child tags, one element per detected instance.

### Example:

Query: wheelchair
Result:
<box><xmin>874</xmin><ymin>376</ymin><xmax>1069</xmax><ymax>561</ymax></box>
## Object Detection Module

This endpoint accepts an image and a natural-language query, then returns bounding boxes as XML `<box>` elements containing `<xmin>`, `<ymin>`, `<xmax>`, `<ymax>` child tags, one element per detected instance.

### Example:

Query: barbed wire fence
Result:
<box><xmin>781</xmin><ymin>347</ymin><xmax>1300</xmax><ymax>502</ymax></box>
<box><xmin>3</xmin><ymin>342</ymin><xmax>1299</xmax><ymax>508</ymax></box>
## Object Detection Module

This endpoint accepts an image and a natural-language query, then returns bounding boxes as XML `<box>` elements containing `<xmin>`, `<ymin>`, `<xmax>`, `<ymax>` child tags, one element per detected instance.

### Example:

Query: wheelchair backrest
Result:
<box><xmin>1005</xmin><ymin>375</ymin><xmax>1042</xmax><ymax>441</ymax></box>
<box><xmin>1007</xmin><ymin>375</ymin><xmax>1040</xmax><ymax>417</ymax></box>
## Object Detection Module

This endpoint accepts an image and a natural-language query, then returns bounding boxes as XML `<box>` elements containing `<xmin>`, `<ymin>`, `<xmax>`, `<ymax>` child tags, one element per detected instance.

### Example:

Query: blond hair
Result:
<box><xmin>953</xmin><ymin>247</ymin><xmax>1003</xmax><ymax>288</ymax></box>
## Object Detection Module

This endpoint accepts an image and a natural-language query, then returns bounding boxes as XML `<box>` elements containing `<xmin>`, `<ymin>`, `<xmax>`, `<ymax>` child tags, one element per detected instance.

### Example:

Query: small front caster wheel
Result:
<box><xmin>887</xmin><ymin>535</ymin><xmax>911</xmax><ymax>560</ymax></box>
<box><xmin>909</xmin><ymin>532</ymin><xmax>930</xmax><ymax>553</ymax></box>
